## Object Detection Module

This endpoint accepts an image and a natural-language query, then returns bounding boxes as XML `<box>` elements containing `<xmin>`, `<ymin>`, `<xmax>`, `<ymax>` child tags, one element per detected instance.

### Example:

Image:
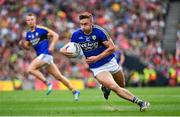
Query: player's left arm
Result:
<box><xmin>86</xmin><ymin>37</ymin><xmax>117</xmax><ymax>64</ymax></box>
<box><xmin>19</xmin><ymin>39</ymin><xmax>31</xmax><ymax>50</ymax></box>
<box><xmin>46</xmin><ymin>28</ymin><xmax>59</xmax><ymax>52</ymax></box>
<box><xmin>97</xmin><ymin>38</ymin><xmax>116</xmax><ymax>60</ymax></box>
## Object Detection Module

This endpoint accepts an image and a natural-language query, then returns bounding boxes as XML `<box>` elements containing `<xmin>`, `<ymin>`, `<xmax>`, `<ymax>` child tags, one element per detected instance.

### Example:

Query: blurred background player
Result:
<box><xmin>19</xmin><ymin>13</ymin><xmax>80</xmax><ymax>100</ymax></box>
<box><xmin>60</xmin><ymin>12</ymin><xmax>150</xmax><ymax>111</ymax></box>
<box><xmin>114</xmin><ymin>49</ymin><xmax>125</xmax><ymax>66</ymax></box>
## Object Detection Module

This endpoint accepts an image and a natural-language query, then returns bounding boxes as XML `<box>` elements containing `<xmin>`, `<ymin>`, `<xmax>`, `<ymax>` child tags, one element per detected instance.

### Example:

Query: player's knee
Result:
<box><xmin>109</xmin><ymin>84</ymin><xmax>119</xmax><ymax>91</ymax></box>
<box><xmin>120</xmin><ymin>82</ymin><xmax>125</xmax><ymax>87</ymax></box>
<box><xmin>27</xmin><ymin>67</ymin><xmax>34</xmax><ymax>74</ymax></box>
<box><xmin>52</xmin><ymin>73</ymin><xmax>63</xmax><ymax>80</ymax></box>
<box><xmin>54</xmin><ymin>75</ymin><xmax>62</xmax><ymax>80</ymax></box>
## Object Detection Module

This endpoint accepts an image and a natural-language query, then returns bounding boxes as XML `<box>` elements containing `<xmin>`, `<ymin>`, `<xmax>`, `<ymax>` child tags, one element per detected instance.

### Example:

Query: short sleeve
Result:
<box><xmin>42</xmin><ymin>28</ymin><xmax>48</xmax><ymax>36</ymax></box>
<box><xmin>70</xmin><ymin>32</ymin><xmax>78</xmax><ymax>43</ymax></box>
<box><xmin>37</xmin><ymin>25</ymin><xmax>49</xmax><ymax>35</ymax></box>
<box><xmin>26</xmin><ymin>32</ymin><xmax>30</xmax><ymax>41</ymax></box>
<box><xmin>96</xmin><ymin>27</ymin><xmax>110</xmax><ymax>42</ymax></box>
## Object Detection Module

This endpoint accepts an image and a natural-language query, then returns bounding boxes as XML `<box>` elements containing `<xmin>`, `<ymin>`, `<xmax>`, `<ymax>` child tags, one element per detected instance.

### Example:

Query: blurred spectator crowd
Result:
<box><xmin>0</xmin><ymin>0</ymin><xmax>179</xmax><ymax>89</ymax></box>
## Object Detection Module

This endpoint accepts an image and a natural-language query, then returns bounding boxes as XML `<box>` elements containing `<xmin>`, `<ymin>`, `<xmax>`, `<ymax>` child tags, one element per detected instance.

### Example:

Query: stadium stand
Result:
<box><xmin>0</xmin><ymin>0</ymin><xmax>179</xmax><ymax>90</ymax></box>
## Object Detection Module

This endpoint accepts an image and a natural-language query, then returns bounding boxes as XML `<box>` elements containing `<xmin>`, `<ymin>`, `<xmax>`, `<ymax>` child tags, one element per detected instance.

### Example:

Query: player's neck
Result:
<box><xmin>84</xmin><ymin>28</ymin><xmax>92</xmax><ymax>35</ymax></box>
<box><xmin>30</xmin><ymin>25</ymin><xmax>36</xmax><ymax>32</ymax></box>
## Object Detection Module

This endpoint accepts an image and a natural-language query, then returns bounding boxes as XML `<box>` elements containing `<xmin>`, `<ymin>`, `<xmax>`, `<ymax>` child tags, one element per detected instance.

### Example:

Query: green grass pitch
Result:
<box><xmin>0</xmin><ymin>87</ymin><xmax>180</xmax><ymax>116</ymax></box>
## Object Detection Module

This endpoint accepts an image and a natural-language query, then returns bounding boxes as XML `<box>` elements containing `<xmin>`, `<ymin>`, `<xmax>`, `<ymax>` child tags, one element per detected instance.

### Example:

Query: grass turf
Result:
<box><xmin>0</xmin><ymin>87</ymin><xmax>180</xmax><ymax>116</ymax></box>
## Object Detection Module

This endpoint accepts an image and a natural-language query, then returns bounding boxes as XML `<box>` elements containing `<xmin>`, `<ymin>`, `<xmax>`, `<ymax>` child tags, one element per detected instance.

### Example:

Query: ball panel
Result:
<box><xmin>65</xmin><ymin>42</ymin><xmax>81</xmax><ymax>57</ymax></box>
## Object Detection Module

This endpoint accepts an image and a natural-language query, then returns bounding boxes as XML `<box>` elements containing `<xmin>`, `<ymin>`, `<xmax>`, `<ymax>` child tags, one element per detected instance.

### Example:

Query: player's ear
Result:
<box><xmin>91</xmin><ymin>16</ymin><xmax>94</xmax><ymax>23</ymax></box>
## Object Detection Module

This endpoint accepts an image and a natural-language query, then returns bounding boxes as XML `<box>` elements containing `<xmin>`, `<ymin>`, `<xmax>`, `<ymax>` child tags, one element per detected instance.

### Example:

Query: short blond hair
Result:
<box><xmin>27</xmin><ymin>13</ymin><xmax>37</xmax><ymax>19</ymax></box>
<box><xmin>79</xmin><ymin>12</ymin><xmax>93</xmax><ymax>22</ymax></box>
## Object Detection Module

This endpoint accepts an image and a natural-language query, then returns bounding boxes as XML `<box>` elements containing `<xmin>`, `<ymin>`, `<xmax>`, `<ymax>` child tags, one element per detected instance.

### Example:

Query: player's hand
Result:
<box><xmin>59</xmin><ymin>47</ymin><xmax>74</xmax><ymax>58</ymax></box>
<box><xmin>19</xmin><ymin>40</ymin><xmax>30</xmax><ymax>50</ymax></box>
<box><xmin>19</xmin><ymin>40</ymin><xmax>23</xmax><ymax>46</ymax></box>
<box><xmin>48</xmin><ymin>46</ymin><xmax>54</xmax><ymax>53</ymax></box>
<box><xmin>85</xmin><ymin>56</ymin><xmax>99</xmax><ymax>64</ymax></box>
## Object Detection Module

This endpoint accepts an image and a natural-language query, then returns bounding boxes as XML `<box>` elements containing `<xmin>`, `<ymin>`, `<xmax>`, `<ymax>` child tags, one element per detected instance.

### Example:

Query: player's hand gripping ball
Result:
<box><xmin>19</xmin><ymin>40</ymin><xmax>30</xmax><ymax>50</ymax></box>
<box><xmin>64</xmin><ymin>42</ymin><xmax>81</xmax><ymax>58</ymax></box>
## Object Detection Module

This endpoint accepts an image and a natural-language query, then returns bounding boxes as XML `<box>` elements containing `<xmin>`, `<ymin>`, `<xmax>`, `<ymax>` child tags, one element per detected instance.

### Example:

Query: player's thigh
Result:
<box><xmin>28</xmin><ymin>57</ymin><xmax>47</xmax><ymax>70</ymax></box>
<box><xmin>95</xmin><ymin>71</ymin><xmax>118</xmax><ymax>88</ymax></box>
<box><xmin>112</xmin><ymin>70</ymin><xmax>125</xmax><ymax>87</ymax></box>
<box><xmin>47</xmin><ymin>63</ymin><xmax>63</xmax><ymax>78</ymax></box>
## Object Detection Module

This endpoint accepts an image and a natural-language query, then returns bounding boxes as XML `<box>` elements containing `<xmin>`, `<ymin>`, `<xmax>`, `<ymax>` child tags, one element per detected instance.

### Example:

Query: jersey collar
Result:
<box><xmin>30</xmin><ymin>25</ymin><xmax>36</xmax><ymax>32</ymax></box>
<box><xmin>82</xmin><ymin>25</ymin><xmax>94</xmax><ymax>35</ymax></box>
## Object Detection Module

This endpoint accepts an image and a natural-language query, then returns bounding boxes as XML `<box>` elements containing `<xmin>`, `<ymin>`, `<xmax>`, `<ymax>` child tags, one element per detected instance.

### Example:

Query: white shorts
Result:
<box><xmin>90</xmin><ymin>57</ymin><xmax>122</xmax><ymax>76</ymax></box>
<box><xmin>36</xmin><ymin>54</ymin><xmax>54</xmax><ymax>65</ymax></box>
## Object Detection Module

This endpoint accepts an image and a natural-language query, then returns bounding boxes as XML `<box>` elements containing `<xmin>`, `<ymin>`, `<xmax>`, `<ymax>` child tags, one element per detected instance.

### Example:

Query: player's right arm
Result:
<box><xmin>59</xmin><ymin>32</ymin><xmax>77</xmax><ymax>58</ymax></box>
<box><xmin>59</xmin><ymin>44</ymin><xmax>75</xmax><ymax>58</ymax></box>
<box><xmin>19</xmin><ymin>40</ymin><xmax>31</xmax><ymax>50</ymax></box>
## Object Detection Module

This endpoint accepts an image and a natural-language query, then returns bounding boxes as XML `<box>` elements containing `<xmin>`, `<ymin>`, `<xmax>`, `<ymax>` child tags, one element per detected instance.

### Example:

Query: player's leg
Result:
<box><xmin>27</xmin><ymin>57</ymin><xmax>52</xmax><ymax>95</ymax></box>
<box><xmin>95</xmin><ymin>71</ymin><xmax>150</xmax><ymax>111</ymax></box>
<box><xmin>47</xmin><ymin>63</ymin><xmax>80</xmax><ymax>101</ymax></box>
<box><xmin>27</xmin><ymin>57</ymin><xmax>49</xmax><ymax>85</ymax></box>
<box><xmin>47</xmin><ymin>63</ymin><xmax>74</xmax><ymax>90</ymax></box>
<box><xmin>99</xmin><ymin>83</ymin><xmax>111</xmax><ymax>100</ymax></box>
<box><xmin>112</xmin><ymin>70</ymin><xmax>125</xmax><ymax>87</ymax></box>
<box><xmin>95</xmin><ymin>71</ymin><xmax>134</xmax><ymax>101</ymax></box>
<box><xmin>100</xmin><ymin>69</ymin><xmax>126</xmax><ymax>100</ymax></box>
<box><xmin>101</xmin><ymin>59</ymin><xmax>125</xmax><ymax>99</ymax></box>
<box><xmin>100</xmin><ymin>70</ymin><xmax>125</xmax><ymax>100</ymax></box>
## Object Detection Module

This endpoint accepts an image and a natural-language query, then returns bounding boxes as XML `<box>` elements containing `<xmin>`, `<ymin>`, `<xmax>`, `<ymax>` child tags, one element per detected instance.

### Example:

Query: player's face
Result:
<box><xmin>26</xmin><ymin>16</ymin><xmax>36</xmax><ymax>27</ymax></box>
<box><xmin>80</xmin><ymin>18</ymin><xmax>92</xmax><ymax>33</ymax></box>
